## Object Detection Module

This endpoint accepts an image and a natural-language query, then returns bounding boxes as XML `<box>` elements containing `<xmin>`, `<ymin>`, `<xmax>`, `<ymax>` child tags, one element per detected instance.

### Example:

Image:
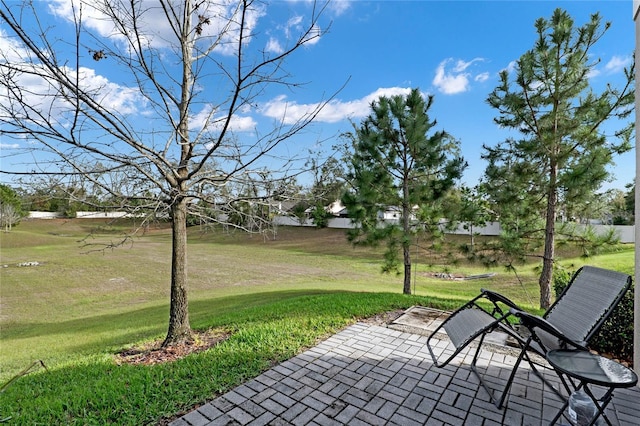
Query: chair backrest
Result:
<box><xmin>543</xmin><ymin>266</ymin><xmax>632</xmax><ymax>346</ymax></box>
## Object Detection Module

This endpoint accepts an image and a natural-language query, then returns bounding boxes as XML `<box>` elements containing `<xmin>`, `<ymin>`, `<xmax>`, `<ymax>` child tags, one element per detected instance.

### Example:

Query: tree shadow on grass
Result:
<box><xmin>1</xmin><ymin>290</ymin><xmax>468</xmax><ymax>424</ymax></box>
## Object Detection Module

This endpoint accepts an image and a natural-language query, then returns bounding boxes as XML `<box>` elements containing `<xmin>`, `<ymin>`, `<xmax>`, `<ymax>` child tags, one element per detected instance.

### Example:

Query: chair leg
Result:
<box><xmin>470</xmin><ymin>336</ymin><xmax>563</xmax><ymax>409</ymax></box>
<box><xmin>468</xmin><ymin>331</ymin><xmax>518</xmax><ymax>409</ymax></box>
<box><xmin>525</xmin><ymin>352</ymin><xmax>565</xmax><ymax>401</ymax></box>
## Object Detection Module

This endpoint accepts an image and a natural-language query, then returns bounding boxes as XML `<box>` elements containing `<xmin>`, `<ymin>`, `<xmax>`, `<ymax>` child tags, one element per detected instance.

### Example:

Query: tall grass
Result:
<box><xmin>0</xmin><ymin>219</ymin><xmax>633</xmax><ymax>424</ymax></box>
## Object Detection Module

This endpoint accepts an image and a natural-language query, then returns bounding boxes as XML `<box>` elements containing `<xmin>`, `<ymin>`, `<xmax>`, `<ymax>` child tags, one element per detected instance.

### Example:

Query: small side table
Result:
<box><xmin>547</xmin><ymin>349</ymin><xmax>638</xmax><ymax>426</ymax></box>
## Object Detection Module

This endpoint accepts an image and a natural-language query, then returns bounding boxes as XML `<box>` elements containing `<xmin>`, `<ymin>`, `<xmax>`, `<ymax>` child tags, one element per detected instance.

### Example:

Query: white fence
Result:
<box><xmin>75</xmin><ymin>211</ymin><xmax>133</xmax><ymax>219</ymax></box>
<box><xmin>28</xmin><ymin>211</ymin><xmax>140</xmax><ymax>219</ymax></box>
<box><xmin>273</xmin><ymin>216</ymin><xmax>354</xmax><ymax>229</ymax></box>
<box><xmin>273</xmin><ymin>216</ymin><xmax>635</xmax><ymax>243</ymax></box>
<box><xmin>592</xmin><ymin>224</ymin><xmax>634</xmax><ymax>243</ymax></box>
<box><xmin>27</xmin><ymin>211</ymin><xmax>63</xmax><ymax>219</ymax></box>
<box><xmin>445</xmin><ymin>222</ymin><xmax>634</xmax><ymax>243</ymax></box>
<box><xmin>27</xmin><ymin>212</ymin><xmax>635</xmax><ymax>243</ymax></box>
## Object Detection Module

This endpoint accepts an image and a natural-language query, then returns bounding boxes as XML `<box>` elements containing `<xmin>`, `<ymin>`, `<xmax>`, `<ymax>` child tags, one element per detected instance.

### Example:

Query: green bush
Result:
<box><xmin>554</xmin><ymin>267</ymin><xmax>634</xmax><ymax>361</ymax></box>
<box><xmin>589</xmin><ymin>284</ymin><xmax>634</xmax><ymax>361</ymax></box>
<box><xmin>552</xmin><ymin>267</ymin><xmax>572</xmax><ymax>298</ymax></box>
<box><xmin>311</xmin><ymin>204</ymin><xmax>333</xmax><ymax>228</ymax></box>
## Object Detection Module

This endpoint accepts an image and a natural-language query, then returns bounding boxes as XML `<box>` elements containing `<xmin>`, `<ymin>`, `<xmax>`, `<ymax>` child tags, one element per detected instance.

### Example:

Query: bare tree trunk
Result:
<box><xmin>163</xmin><ymin>197</ymin><xmax>191</xmax><ymax>346</ymax></box>
<box><xmin>539</xmin><ymin>164</ymin><xmax>558</xmax><ymax>310</ymax></box>
<box><xmin>403</xmin><ymin>256</ymin><xmax>411</xmax><ymax>295</ymax></box>
<box><xmin>402</xmin><ymin>182</ymin><xmax>412</xmax><ymax>295</ymax></box>
<box><xmin>1</xmin><ymin>0</ymin><xmax>335</xmax><ymax>348</ymax></box>
<box><xmin>161</xmin><ymin>0</ymin><xmax>194</xmax><ymax>347</ymax></box>
<box><xmin>402</xmin><ymin>226</ymin><xmax>412</xmax><ymax>295</ymax></box>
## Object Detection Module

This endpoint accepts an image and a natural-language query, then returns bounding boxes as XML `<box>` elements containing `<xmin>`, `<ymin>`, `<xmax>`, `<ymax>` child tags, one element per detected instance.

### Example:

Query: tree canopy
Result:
<box><xmin>342</xmin><ymin>88</ymin><xmax>466</xmax><ymax>294</ymax></box>
<box><xmin>0</xmin><ymin>0</ymin><xmax>334</xmax><ymax>345</ymax></box>
<box><xmin>0</xmin><ymin>184</ymin><xmax>26</xmax><ymax>231</ymax></box>
<box><xmin>483</xmin><ymin>8</ymin><xmax>634</xmax><ymax>309</ymax></box>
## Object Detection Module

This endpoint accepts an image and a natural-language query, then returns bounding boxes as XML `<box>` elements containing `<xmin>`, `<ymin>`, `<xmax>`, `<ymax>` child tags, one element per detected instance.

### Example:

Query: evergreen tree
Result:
<box><xmin>449</xmin><ymin>185</ymin><xmax>494</xmax><ymax>254</ymax></box>
<box><xmin>624</xmin><ymin>181</ymin><xmax>635</xmax><ymax>222</ymax></box>
<box><xmin>343</xmin><ymin>88</ymin><xmax>466</xmax><ymax>294</ymax></box>
<box><xmin>483</xmin><ymin>9</ymin><xmax>634</xmax><ymax>309</ymax></box>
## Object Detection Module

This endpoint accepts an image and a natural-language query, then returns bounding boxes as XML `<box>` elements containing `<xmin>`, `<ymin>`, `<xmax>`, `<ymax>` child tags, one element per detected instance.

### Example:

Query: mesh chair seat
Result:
<box><xmin>426</xmin><ymin>266</ymin><xmax>632</xmax><ymax>409</ymax></box>
<box><xmin>444</xmin><ymin>308</ymin><xmax>498</xmax><ymax>349</ymax></box>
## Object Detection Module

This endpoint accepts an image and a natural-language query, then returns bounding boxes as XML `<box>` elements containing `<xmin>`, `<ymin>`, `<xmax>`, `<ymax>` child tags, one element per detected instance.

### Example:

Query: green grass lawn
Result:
<box><xmin>0</xmin><ymin>219</ymin><xmax>634</xmax><ymax>424</ymax></box>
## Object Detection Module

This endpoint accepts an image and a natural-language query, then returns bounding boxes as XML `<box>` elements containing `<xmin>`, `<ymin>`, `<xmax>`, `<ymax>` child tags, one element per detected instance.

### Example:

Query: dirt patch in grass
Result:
<box><xmin>153</xmin><ymin>309</ymin><xmax>408</xmax><ymax>425</ymax></box>
<box><xmin>359</xmin><ymin>309</ymin><xmax>406</xmax><ymax>325</ymax></box>
<box><xmin>117</xmin><ymin>310</ymin><xmax>407</xmax><ymax>368</ymax></box>
<box><xmin>116</xmin><ymin>329</ymin><xmax>231</xmax><ymax>366</ymax></box>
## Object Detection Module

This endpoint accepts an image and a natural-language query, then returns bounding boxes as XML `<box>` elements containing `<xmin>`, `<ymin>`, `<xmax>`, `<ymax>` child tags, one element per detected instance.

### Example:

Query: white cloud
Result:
<box><xmin>47</xmin><ymin>0</ymin><xmax>265</xmax><ymax>56</ymax></box>
<box><xmin>0</xmin><ymin>143</ymin><xmax>21</xmax><ymax>149</ymax></box>
<box><xmin>0</xmin><ymin>28</ymin><xmax>29</xmax><ymax>63</ymax></box>
<box><xmin>76</xmin><ymin>67</ymin><xmax>145</xmax><ymax>115</ymax></box>
<box><xmin>48</xmin><ymin>0</ymin><xmax>170</xmax><ymax>49</ymax></box>
<box><xmin>433</xmin><ymin>58</ymin><xmax>486</xmax><ymax>95</ymax></box>
<box><xmin>190</xmin><ymin>104</ymin><xmax>257</xmax><ymax>133</ymax></box>
<box><xmin>529</xmin><ymin>80</ymin><xmax>544</xmax><ymax>90</ymax></box>
<box><xmin>587</xmin><ymin>68</ymin><xmax>601</xmax><ymax>79</ymax></box>
<box><xmin>286</xmin><ymin>15</ymin><xmax>305</xmax><ymax>39</ymax></box>
<box><xmin>266</xmin><ymin>37</ymin><xmax>284</xmax><ymax>54</ymax></box>
<box><xmin>227</xmin><ymin>115</ymin><xmax>257</xmax><ymax>131</ymax></box>
<box><xmin>433</xmin><ymin>60</ymin><xmax>470</xmax><ymax>95</ymax></box>
<box><xmin>329</xmin><ymin>1</ymin><xmax>351</xmax><ymax>16</ymax></box>
<box><xmin>504</xmin><ymin>60</ymin><xmax>518</xmax><ymax>74</ymax></box>
<box><xmin>302</xmin><ymin>24</ymin><xmax>322</xmax><ymax>46</ymax></box>
<box><xmin>453</xmin><ymin>58</ymin><xmax>482</xmax><ymax>73</ymax></box>
<box><xmin>267</xmin><ymin>12</ymin><xmax>323</xmax><ymax>52</ymax></box>
<box><xmin>0</xmin><ymin>57</ymin><xmax>146</xmax><ymax>126</ymax></box>
<box><xmin>604</xmin><ymin>55</ymin><xmax>632</xmax><ymax>74</ymax></box>
<box><xmin>260</xmin><ymin>87</ymin><xmax>413</xmax><ymax>125</ymax></box>
<box><xmin>285</xmin><ymin>0</ymin><xmax>350</xmax><ymax>17</ymax></box>
<box><xmin>475</xmin><ymin>72</ymin><xmax>490</xmax><ymax>83</ymax></box>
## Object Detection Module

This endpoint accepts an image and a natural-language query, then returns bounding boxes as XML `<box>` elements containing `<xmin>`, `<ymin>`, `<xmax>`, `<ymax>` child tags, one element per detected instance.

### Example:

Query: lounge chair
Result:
<box><xmin>425</xmin><ymin>266</ymin><xmax>632</xmax><ymax>408</ymax></box>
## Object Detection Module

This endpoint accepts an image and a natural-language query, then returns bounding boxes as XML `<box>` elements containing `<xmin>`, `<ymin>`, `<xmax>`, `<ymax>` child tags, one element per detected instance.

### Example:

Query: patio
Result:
<box><xmin>169</xmin><ymin>307</ymin><xmax>640</xmax><ymax>426</ymax></box>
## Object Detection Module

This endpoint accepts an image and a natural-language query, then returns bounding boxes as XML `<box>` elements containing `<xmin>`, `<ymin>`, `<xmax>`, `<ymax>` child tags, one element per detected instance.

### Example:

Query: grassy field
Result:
<box><xmin>0</xmin><ymin>219</ymin><xmax>634</xmax><ymax>424</ymax></box>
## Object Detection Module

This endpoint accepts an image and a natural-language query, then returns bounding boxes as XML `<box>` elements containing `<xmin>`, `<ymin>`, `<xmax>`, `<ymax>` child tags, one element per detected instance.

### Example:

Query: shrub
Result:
<box><xmin>552</xmin><ymin>267</ymin><xmax>572</xmax><ymax>298</ymax></box>
<box><xmin>589</xmin><ymin>284</ymin><xmax>634</xmax><ymax>361</ymax></box>
<box><xmin>554</xmin><ymin>267</ymin><xmax>634</xmax><ymax>362</ymax></box>
<box><xmin>311</xmin><ymin>204</ymin><xmax>333</xmax><ymax>228</ymax></box>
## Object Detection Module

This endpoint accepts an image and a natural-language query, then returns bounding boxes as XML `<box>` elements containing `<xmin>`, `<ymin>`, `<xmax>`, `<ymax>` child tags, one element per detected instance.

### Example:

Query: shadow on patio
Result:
<box><xmin>169</xmin><ymin>307</ymin><xmax>640</xmax><ymax>426</ymax></box>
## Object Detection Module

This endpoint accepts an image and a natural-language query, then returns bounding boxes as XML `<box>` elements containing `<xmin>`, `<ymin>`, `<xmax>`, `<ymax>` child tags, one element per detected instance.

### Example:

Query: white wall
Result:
<box><xmin>273</xmin><ymin>216</ymin><xmax>354</xmax><ymax>229</ymax></box>
<box><xmin>443</xmin><ymin>221</ymin><xmax>501</xmax><ymax>237</ymax></box>
<box><xmin>273</xmin><ymin>216</ymin><xmax>636</xmax><ymax>242</ymax></box>
<box><xmin>28</xmin><ymin>211</ymin><xmax>63</xmax><ymax>219</ymax></box>
<box><xmin>28</xmin><ymin>211</ymin><xmax>143</xmax><ymax>219</ymax></box>
<box><xmin>75</xmin><ymin>211</ymin><xmax>132</xmax><ymax>219</ymax></box>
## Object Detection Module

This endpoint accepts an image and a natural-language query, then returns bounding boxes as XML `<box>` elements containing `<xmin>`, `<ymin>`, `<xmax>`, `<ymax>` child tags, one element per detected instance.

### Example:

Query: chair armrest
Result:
<box><xmin>509</xmin><ymin>308</ymin><xmax>588</xmax><ymax>351</ymax></box>
<box><xmin>480</xmin><ymin>289</ymin><xmax>521</xmax><ymax>310</ymax></box>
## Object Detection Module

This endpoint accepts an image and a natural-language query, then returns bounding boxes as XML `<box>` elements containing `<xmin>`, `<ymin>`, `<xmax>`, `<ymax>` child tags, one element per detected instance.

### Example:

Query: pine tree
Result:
<box><xmin>484</xmin><ymin>8</ymin><xmax>634</xmax><ymax>309</ymax></box>
<box><xmin>343</xmin><ymin>88</ymin><xmax>466</xmax><ymax>294</ymax></box>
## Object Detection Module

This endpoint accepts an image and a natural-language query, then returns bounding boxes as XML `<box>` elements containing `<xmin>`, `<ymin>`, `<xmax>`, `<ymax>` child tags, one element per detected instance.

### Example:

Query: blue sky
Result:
<box><xmin>0</xmin><ymin>0</ymin><xmax>635</xmax><ymax>192</ymax></box>
<box><xmin>285</xmin><ymin>0</ymin><xmax>636</xmax><ymax>191</ymax></box>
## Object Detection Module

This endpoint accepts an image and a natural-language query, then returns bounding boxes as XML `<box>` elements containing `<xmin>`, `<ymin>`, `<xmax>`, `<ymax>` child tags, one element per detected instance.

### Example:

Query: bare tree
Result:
<box><xmin>0</xmin><ymin>0</ymin><xmax>335</xmax><ymax>345</ymax></box>
<box><xmin>0</xmin><ymin>202</ymin><xmax>19</xmax><ymax>231</ymax></box>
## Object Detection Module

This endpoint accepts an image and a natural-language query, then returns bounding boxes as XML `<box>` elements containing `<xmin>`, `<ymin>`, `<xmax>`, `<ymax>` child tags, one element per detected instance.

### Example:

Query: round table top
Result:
<box><xmin>546</xmin><ymin>349</ymin><xmax>638</xmax><ymax>388</ymax></box>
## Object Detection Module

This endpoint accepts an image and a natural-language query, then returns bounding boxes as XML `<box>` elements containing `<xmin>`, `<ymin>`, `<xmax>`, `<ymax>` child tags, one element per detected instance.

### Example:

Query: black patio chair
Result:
<box><xmin>425</xmin><ymin>266</ymin><xmax>632</xmax><ymax>408</ymax></box>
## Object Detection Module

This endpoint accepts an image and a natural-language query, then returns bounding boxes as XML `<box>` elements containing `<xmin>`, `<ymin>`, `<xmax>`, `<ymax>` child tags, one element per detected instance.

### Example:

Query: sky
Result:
<box><xmin>0</xmin><ymin>0</ymin><xmax>636</xmax><ymax>193</ymax></box>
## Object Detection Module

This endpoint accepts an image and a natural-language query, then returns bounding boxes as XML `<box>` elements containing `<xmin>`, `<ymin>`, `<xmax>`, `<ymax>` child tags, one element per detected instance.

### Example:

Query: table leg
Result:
<box><xmin>549</xmin><ymin>379</ymin><xmax>615</xmax><ymax>426</ymax></box>
<box><xmin>549</xmin><ymin>398</ymin><xmax>570</xmax><ymax>425</ymax></box>
<box><xmin>582</xmin><ymin>385</ymin><xmax>615</xmax><ymax>426</ymax></box>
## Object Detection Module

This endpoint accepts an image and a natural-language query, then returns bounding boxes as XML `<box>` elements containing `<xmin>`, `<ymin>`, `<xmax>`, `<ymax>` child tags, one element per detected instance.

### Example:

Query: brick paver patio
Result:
<box><xmin>169</xmin><ymin>321</ymin><xmax>640</xmax><ymax>426</ymax></box>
